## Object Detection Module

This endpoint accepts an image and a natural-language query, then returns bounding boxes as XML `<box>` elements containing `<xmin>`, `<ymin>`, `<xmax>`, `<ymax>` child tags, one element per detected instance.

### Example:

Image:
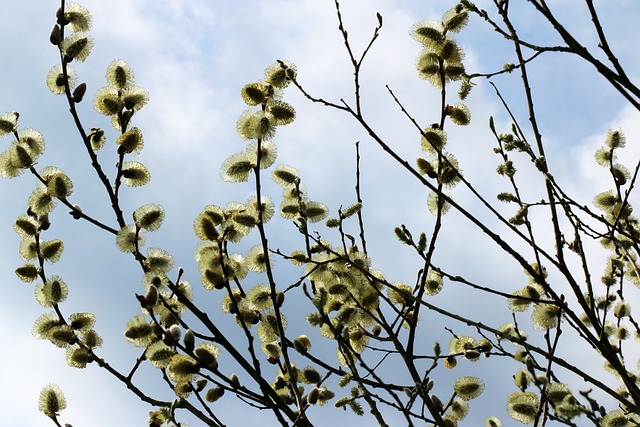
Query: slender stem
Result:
<box><xmin>354</xmin><ymin>141</ymin><xmax>368</xmax><ymax>254</ymax></box>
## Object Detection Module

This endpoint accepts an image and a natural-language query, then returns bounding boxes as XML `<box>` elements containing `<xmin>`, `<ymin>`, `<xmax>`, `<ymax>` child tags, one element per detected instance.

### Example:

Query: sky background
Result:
<box><xmin>1</xmin><ymin>0</ymin><xmax>640</xmax><ymax>426</ymax></box>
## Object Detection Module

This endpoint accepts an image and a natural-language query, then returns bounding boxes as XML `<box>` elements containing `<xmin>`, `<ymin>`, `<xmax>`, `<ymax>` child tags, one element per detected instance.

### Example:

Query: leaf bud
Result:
<box><xmin>145</xmin><ymin>285</ymin><xmax>158</xmax><ymax>307</ymax></box>
<box><xmin>39</xmin><ymin>213</ymin><xmax>51</xmax><ymax>231</ymax></box>
<box><xmin>163</xmin><ymin>324</ymin><xmax>181</xmax><ymax>345</ymax></box>
<box><xmin>229</xmin><ymin>373</ymin><xmax>240</xmax><ymax>388</ymax></box>
<box><xmin>184</xmin><ymin>328</ymin><xmax>195</xmax><ymax>352</ymax></box>
<box><xmin>72</xmin><ymin>83</ymin><xmax>87</xmax><ymax>103</ymax></box>
<box><xmin>56</xmin><ymin>7</ymin><xmax>64</xmax><ymax>22</ymax></box>
<box><xmin>135</xmin><ymin>285</ymin><xmax>158</xmax><ymax>311</ymax></box>
<box><xmin>431</xmin><ymin>394</ymin><xmax>444</xmax><ymax>412</ymax></box>
<box><xmin>50</xmin><ymin>24</ymin><xmax>62</xmax><ymax>45</ymax></box>
<box><xmin>276</xmin><ymin>291</ymin><xmax>285</xmax><ymax>307</ymax></box>
<box><xmin>70</xmin><ymin>204</ymin><xmax>82</xmax><ymax>220</ymax></box>
<box><xmin>525</xmin><ymin>355</ymin><xmax>535</xmax><ymax>373</ymax></box>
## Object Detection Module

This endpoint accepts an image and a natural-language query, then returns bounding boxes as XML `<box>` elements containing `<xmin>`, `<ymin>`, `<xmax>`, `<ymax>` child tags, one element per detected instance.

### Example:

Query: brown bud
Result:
<box><xmin>307</xmin><ymin>387</ymin><xmax>319</xmax><ymax>405</ymax></box>
<box><xmin>183</xmin><ymin>329</ymin><xmax>195</xmax><ymax>352</ymax></box>
<box><xmin>72</xmin><ymin>83</ymin><xmax>87</xmax><ymax>103</ymax></box>
<box><xmin>276</xmin><ymin>291</ymin><xmax>285</xmax><ymax>307</ymax></box>
<box><xmin>145</xmin><ymin>285</ymin><xmax>158</xmax><ymax>308</ymax></box>
<box><xmin>195</xmin><ymin>379</ymin><xmax>207</xmax><ymax>392</ymax></box>
<box><xmin>229</xmin><ymin>373</ymin><xmax>240</xmax><ymax>388</ymax></box>
<box><xmin>70</xmin><ymin>204</ymin><xmax>82</xmax><ymax>219</ymax></box>
<box><xmin>50</xmin><ymin>24</ymin><xmax>62</xmax><ymax>45</ymax></box>
<box><xmin>39</xmin><ymin>213</ymin><xmax>51</xmax><ymax>231</ymax></box>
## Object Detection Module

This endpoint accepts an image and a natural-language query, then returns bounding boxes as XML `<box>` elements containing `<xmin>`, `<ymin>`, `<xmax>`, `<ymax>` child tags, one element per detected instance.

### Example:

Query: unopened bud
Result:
<box><xmin>229</xmin><ymin>373</ymin><xmax>240</xmax><ymax>388</ymax></box>
<box><xmin>50</xmin><ymin>24</ymin><xmax>62</xmax><ymax>45</ymax></box>
<box><xmin>183</xmin><ymin>329</ymin><xmax>195</xmax><ymax>352</ymax></box>
<box><xmin>55</xmin><ymin>7</ymin><xmax>65</xmax><ymax>24</ymax></box>
<box><xmin>276</xmin><ymin>291</ymin><xmax>285</xmax><ymax>307</ymax></box>
<box><xmin>135</xmin><ymin>285</ymin><xmax>158</xmax><ymax>311</ymax></box>
<box><xmin>165</xmin><ymin>325</ymin><xmax>182</xmax><ymax>342</ymax></box>
<box><xmin>70</xmin><ymin>204</ymin><xmax>83</xmax><ymax>219</ymax></box>
<box><xmin>525</xmin><ymin>356</ymin><xmax>535</xmax><ymax>373</ymax></box>
<box><xmin>72</xmin><ymin>83</ymin><xmax>87</xmax><ymax>103</ymax></box>
<box><xmin>307</xmin><ymin>387</ymin><xmax>319</xmax><ymax>405</ymax></box>
<box><xmin>431</xmin><ymin>394</ymin><xmax>443</xmax><ymax>412</ymax></box>
<box><xmin>145</xmin><ymin>285</ymin><xmax>158</xmax><ymax>308</ymax></box>
<box><xmin>39</xmin><ymin>213</ymin><xmax>51</xmax><ymax>231</ymax></box>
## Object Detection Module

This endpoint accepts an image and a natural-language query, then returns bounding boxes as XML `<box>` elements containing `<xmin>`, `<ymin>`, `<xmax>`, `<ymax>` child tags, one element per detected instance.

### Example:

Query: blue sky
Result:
<box><xmin>1</xmin><ymin>1</ymin><xmax>640</xmax><ymax>426</ymax></box>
